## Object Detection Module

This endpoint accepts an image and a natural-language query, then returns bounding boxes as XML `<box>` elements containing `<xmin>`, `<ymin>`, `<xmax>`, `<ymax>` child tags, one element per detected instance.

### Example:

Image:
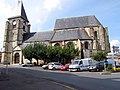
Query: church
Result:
<box><xmin>1</xmin><ymin>1</ymin><xmax>110</xmax><ymax>64</ymax></box>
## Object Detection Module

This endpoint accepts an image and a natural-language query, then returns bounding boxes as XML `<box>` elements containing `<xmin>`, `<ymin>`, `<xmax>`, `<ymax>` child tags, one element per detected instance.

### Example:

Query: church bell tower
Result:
<box><xmin>1</xmin><ymin>1</ymin><xmax>30</xmax><ymax>64</ymax></box>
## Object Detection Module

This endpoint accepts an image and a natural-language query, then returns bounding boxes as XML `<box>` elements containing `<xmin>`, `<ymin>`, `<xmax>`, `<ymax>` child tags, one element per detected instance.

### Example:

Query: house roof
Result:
<box><xmin>8</xmin><ymin>0</ymin><xmax>29</xmax><ymax>22</ymax></box>
<box><xmin>54</xmin><ymin>15</ymin><xmax>102</xmax><ymax>30</ymax></box>
<box><xmin>51</xmin><ymin>28</ymin><xmax>91</xmax><ymax>42</ymax></box>
<box><xmin>23</xmin><ymin>31</ymin><xmax>54</xmax><ymax>43</ymax></box>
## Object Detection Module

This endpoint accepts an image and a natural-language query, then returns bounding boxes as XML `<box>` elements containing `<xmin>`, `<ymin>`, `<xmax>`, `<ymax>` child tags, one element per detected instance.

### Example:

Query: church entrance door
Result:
<box><xmin>14</xmin><ymin>53</ymin><xmax>20</xmax><ymax>64</ymax></box>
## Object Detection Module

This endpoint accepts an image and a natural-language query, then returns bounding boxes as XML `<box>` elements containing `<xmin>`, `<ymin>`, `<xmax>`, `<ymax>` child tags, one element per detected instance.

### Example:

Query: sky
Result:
<box><xmin>0</xmin><ymin>0</ymin><xmax>120</xmax><ymax>51</ymax></box>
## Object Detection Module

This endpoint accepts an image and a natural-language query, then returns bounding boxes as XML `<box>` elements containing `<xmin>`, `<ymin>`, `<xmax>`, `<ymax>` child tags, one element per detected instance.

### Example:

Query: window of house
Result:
<box><xmin>54</xmin><ymin>43</ymin><xmax>60</xmax><ymax>47</ymax></box>
<box><xmin>23</xmin><ymin>25</ymin><xmax>26</xmax><ymax>32</ymax></box>
<box><xmin>94</xmin><ymin>31</ymin><xmax>97</xmax><ymax>39</ymax></box>
<box><xmin>84</xmin><ymin>41</ymin><xmax>89</xmax><ymax>49</ymax></box>
<box><xmin>66</xmin><ymin>42</ymin><xmax>74</xmax><ymax>47</ymax></box>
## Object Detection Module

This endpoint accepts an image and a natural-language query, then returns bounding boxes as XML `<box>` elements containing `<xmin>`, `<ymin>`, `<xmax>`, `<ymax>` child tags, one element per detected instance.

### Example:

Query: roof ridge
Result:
<box><xmin>54</xmin><ymin>15</ymin><xmax>102</xmax><ymax>30</ymax></box>
<box><xmin>56</xmin><ymin>15</ymin><xmax>95</xmax><ymax>20</ymax></box>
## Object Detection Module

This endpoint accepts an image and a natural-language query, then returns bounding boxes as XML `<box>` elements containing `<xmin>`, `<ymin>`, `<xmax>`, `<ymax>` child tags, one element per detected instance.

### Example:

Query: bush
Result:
<box><xmin>112</xmin><ymin>68</ymin><xmax>120</xmax><ymax>72</ymax></box>
<box><xmin>106</xmin><ymin>64</ymin><xmax>120</xmax><ymax>72</ymax></box>
<box><xmin>106</xmin><ymin>64</ymin><xmax>113</xmax><ymax>72</ymax></box>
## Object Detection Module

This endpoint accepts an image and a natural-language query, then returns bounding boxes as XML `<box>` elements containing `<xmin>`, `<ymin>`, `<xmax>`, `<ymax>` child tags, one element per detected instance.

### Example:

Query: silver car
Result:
<box><xmin>42</xmin><ymin>62</ymin><xmax>52</xmax><ymax>69</ymax></box>
<box><xmin>48</xmin><ymin>62</ymin><xmax>63</xmax><ymax>70</ymax></box>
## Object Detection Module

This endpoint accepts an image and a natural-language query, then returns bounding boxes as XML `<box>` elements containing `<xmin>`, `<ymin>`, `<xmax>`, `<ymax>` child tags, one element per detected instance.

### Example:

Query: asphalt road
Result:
<box><xmin>8</xmin><ymin>65</ymin><xmax>120</xmax><ymax>90</ymax></box>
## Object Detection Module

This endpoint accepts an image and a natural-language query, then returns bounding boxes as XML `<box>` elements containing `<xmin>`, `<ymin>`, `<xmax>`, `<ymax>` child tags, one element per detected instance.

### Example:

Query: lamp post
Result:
<box><xmin>112</xmin><ymin>46</ymin><xmax>117</xmax><ymax>70</ymax></box>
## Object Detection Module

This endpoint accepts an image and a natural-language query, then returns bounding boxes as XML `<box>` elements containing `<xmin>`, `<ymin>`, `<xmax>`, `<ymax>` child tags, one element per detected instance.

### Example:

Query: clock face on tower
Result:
<box><xmin>12</xmin><ymin>20</ymin><xmax>16</xmax><ymax>26</ymax></box>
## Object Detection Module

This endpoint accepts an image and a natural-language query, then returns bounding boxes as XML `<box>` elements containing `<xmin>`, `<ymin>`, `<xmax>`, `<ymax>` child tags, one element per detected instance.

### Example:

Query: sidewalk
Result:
<box><xmin>0</xmin><ymin>69</ymin><xmax>74</xmax><ymax>90</ymax></box>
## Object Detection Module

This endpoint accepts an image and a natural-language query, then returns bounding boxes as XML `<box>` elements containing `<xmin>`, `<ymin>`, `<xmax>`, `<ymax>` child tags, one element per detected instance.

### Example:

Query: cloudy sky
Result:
<box><xmin>0</xmin><ymin>0</ymin><xmax>120</xmax><ymax>51</ymax></box>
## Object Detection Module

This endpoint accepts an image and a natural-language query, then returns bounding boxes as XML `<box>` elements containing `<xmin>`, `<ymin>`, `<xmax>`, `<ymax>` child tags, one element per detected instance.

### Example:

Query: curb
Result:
<box><xmin>100</xmin><ymin>72</ymin><xmax>111</xmax><ymax>75</ymax></box>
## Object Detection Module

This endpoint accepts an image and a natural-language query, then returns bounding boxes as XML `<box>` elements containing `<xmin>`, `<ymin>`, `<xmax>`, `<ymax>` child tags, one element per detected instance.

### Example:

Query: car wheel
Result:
<box><xmin>69</xmin><ymin>69</ymin><xmax>71</xmax><ymax>72</ymax></box>
<box><xmin>89</xmin><ymin>70</ymin><xmax>91</xmax><ymax>72</ymax></box>
<box><xmin>77</xmin><ymin>68</ymin><xmax>80</xmax><ymax>72</ymax></box>
<box><xmin>53</xmin><ymin>67</ymin><xmax>56</xmax><ymax>70</ymax></box>
<box><xmin>96</xmin><ymin>68</ymin><xmax>99</xmax><ymax>72</ymax></box>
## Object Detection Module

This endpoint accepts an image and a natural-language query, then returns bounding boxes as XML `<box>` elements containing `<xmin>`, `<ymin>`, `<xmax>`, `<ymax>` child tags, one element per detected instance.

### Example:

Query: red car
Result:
<box><xmin>60</xmin><ymin>64</ymin><xmax>70</xmax><ymax>71</ymax></box>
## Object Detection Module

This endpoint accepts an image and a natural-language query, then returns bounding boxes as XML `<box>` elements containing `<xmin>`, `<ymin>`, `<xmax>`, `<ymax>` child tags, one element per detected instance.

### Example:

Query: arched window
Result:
<box><xmin>54</xmin><ymin>43</ymin><xmax>60</xmax><ymax>47</ymax></box>
<box><xmin>94</xmin><ymin>31</ymin><xmax>97</xmax><ymax>39</ymax></box>
<box><xmin>84</xmin><ymin>41</ymin><xmax>89</xmax><ymax>49</ymax></box>
<box><xmin>66</xmin><ymin>42</ymin><xmax>74</xmax><ymax>47</ymax></box>
<box><xmin>23</xmin><ymin>25</ymin><xmax>25</xmax><ymax>30</ymax></box>
<box><xmin>81</xmin><ymin>43</ymin><xmax>84</xmax><ymax>59</ymax></box>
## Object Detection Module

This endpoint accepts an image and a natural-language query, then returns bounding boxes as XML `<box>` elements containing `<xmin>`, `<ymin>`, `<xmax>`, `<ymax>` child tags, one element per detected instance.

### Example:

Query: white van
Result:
<box><xmin>69</xmin><ymin>58</ymin><xmax>94</xmax><ymax>72</ymax></box>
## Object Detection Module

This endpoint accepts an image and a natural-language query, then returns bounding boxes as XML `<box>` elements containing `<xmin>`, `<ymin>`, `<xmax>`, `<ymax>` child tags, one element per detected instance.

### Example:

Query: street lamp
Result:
<box><xmin>112</xmin><ymin>46</ymin><xmax>117</xmax><ymax>70</ymax></box>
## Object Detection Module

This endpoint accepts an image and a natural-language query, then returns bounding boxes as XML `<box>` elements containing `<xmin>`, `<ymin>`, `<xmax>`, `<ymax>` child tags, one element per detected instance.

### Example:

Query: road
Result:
<box><xmin>9</xmin><ymin>65</ymin><xmax>120</xmax><ymax>90</ymax></box>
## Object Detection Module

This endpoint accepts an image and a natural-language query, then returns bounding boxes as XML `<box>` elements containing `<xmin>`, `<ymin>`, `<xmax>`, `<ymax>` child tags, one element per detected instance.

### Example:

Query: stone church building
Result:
<box><xmin>1</xmin><ymin>1</ymin><xmax>110</xmax><ymax>64</ymax></box>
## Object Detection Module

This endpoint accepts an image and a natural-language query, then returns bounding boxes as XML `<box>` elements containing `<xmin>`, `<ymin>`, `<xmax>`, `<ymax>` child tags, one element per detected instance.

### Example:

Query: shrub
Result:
<box><xmin>107</xmin><ymin>65</ymin><xmax>120</xmax><ymax>72</ymax></box>
<box><xmin>106</xmin><ymin>64</ymin><xmax>113</xmax><ymax>72</ymax></box>
<box><xmin>113</xmin><ymin>68</ymin><xmax>120</xmax><ymax>72</ymax></box>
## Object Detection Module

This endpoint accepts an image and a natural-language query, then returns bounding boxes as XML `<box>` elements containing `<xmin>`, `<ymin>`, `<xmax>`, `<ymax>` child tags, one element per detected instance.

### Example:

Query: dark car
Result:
<box><xmin>22</xmin><ymin>63</ymin><xmax>34</xmax><ymax>67</ymax></box>
<box><xmin>89</xmin><ymin>62</ymin><xmax>105</xmax><ymax>72</ymax></box>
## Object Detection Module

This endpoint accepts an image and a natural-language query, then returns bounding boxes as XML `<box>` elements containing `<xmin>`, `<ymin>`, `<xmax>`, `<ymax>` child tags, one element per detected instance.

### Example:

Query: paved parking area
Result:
<box><xmin>40</xmin><ymin>67</ymin><xmax>119</xmax><ymax>80</ymax></box>
<box><xmin>0</xmin><ymin>66</ymin><xmax>76</xmax><ymax>90</ymax></box>
<box><xmin>11</xmin><ymin>65</ymin><xmax>120</xmax><ymax>79</ymax></box>
<box><xmin>3</xmin><ymin>65</ymin><xmax>120</xmax><ymax>90</ymax></box>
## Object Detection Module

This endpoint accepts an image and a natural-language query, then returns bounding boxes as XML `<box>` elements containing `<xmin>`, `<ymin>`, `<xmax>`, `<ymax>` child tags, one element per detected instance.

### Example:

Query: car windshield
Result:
<box><xmin>96</xmin><ymin>62</ymin><xmax>104</xmax><ymax>65</ymax></box>
<box><xmin>65</xmin><ymin>64</ymin><xmax>70</xmax><ymax>66</ymax></box>
<box><xmin>90</xmin><ymin>63</ymin><xmax>97</xmax><ymax>66</ymax></box>
<box><xmin>72</xmin><ymin>61</ymin><xmax>79</xmax><ymax>64</ymax></box>
<box><xmin>47</xmin><ymin>63</ymin><xmax>52</xmax><ymax>65</ymax></box>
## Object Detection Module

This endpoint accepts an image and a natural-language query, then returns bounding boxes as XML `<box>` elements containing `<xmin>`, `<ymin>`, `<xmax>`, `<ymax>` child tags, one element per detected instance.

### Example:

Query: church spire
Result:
<box><xmin>8</xmin><ymin>0</ymin><xmax>29</xmax><ymax>22</ymax></box>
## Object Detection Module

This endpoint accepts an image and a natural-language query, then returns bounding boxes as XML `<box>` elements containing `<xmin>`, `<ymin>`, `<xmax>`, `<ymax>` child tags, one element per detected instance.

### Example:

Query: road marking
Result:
<box><xmin>112</xmin><ymin>79</ymin><xmax>120</xmax><ymax>81</ymax></box>
<box><xmin>49</xmin><ymin>80</ymin><xmax>78</xmax><ymax>90</ymax></box>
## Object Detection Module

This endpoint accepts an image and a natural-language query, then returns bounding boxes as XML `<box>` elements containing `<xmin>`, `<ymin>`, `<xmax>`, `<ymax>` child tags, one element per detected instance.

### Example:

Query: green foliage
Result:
<box><xmin>33</xmin><ymin>43</ymin><xmax>47</xmax><ymax>60</ymax></box>
<box><xmin>107</xmin><ymin>67</ymin><xmax>120</xmax><ymax>72</ymax></box>
<box><xmin>92</xmin><ymin>51</ymin><xmax>107</xmax><ymax>61</ymax></box>
<box><xmin>22</xmin><ymin>44</ymin><xmax>33</xmax><ymax>63</ymax></box>
<box><xmin>32</xmin><ymin>43</ymin><xmax>47</xmax><ymax>65</ymax></box>
<box><xmin>106</xmin><ymin>64</ymin><xmax>113</xmax><ymax>71</ymax></box>
<box><xmin>22</xmin><ymin>43</ymin><xmax>80</xmax><ymax>64</ymax></box>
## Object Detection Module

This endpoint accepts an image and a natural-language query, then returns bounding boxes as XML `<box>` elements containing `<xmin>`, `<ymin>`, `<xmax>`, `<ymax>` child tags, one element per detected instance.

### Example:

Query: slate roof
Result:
<box><xmin>54</xmin><ymin>15</ymin><xmax>102</xmax><ymax>30</ymax></box>
<box><xmin>23</xmin><ymin>31</ymin><xmax>54</xmax><ymax>43</ymax></box>
<box><xmin>51</xmin><ymin>28</ymin><xmax>91</xmax><ymax>42</ymax></box>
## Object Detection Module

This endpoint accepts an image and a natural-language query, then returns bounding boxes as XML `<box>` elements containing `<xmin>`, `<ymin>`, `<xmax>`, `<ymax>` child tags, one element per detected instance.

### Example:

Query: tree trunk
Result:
<box><xmin>30</xmin><ymin>59</ymin><xmax>32</xmax><ymax>64</ymax></box>
<box><xmin>37</xmin><ymin>59</ymin><xmax>39</xmax><ymax>65</ymax></box>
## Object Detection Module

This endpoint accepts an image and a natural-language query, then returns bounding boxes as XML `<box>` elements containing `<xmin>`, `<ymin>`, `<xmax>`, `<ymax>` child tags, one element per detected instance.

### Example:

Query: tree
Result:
<box><xmin>92</xmin><ymin>51</ymin><xmax>107</xmax><ymax>62</ymax></box>
<box><xmin>22</xmin><ymin>43</ymin><xmax>80</xmax><ymax>65</ymax></box>
<box><xmin>45</xmin><ymin>45</ymin><xmax>79</xmax><ymax>64</ymax></box>
<box><xmin>22</xmin><ymin>45</ymin><xmax>33</xmax><ymax>63</ymax></box>
<box><xmin>61</xmin><ymin>46</ymin><xmax>79</xmax><ymax>64</ymax></box>
<box><xmin>32</xmin><ymin>43</ymin><xmax>47</xmax><ymax>65</ymax></box>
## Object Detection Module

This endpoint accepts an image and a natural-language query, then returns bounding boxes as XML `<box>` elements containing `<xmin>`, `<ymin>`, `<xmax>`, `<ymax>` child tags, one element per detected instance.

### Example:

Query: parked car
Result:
<box><xmin>22</xmin><ymin>63</ymin><xmax>34</xmax><ymax>67</ymax></box>
<box><xmin>42</xmin><ymin>62</ymin><xmax>52</xmax><ymax>69</ymax></box>
<box><xmin>69</xmin><ymin>58</ymin><xmax>93</xmax><ymax>72</ymax></box>
<box><xmin>60</xmin><ymin>63</ymin><xmax>70</xmax><ymax>71</ymax></box>
<box><xmin>48</xmin><ymin>62</ymin><xmax>63</xmax><ymax>70</ymax></box>
<box><xmin>89</xmin><ymin>62</ymin><xmax>105</xmax><ymax>72</ymax></box>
